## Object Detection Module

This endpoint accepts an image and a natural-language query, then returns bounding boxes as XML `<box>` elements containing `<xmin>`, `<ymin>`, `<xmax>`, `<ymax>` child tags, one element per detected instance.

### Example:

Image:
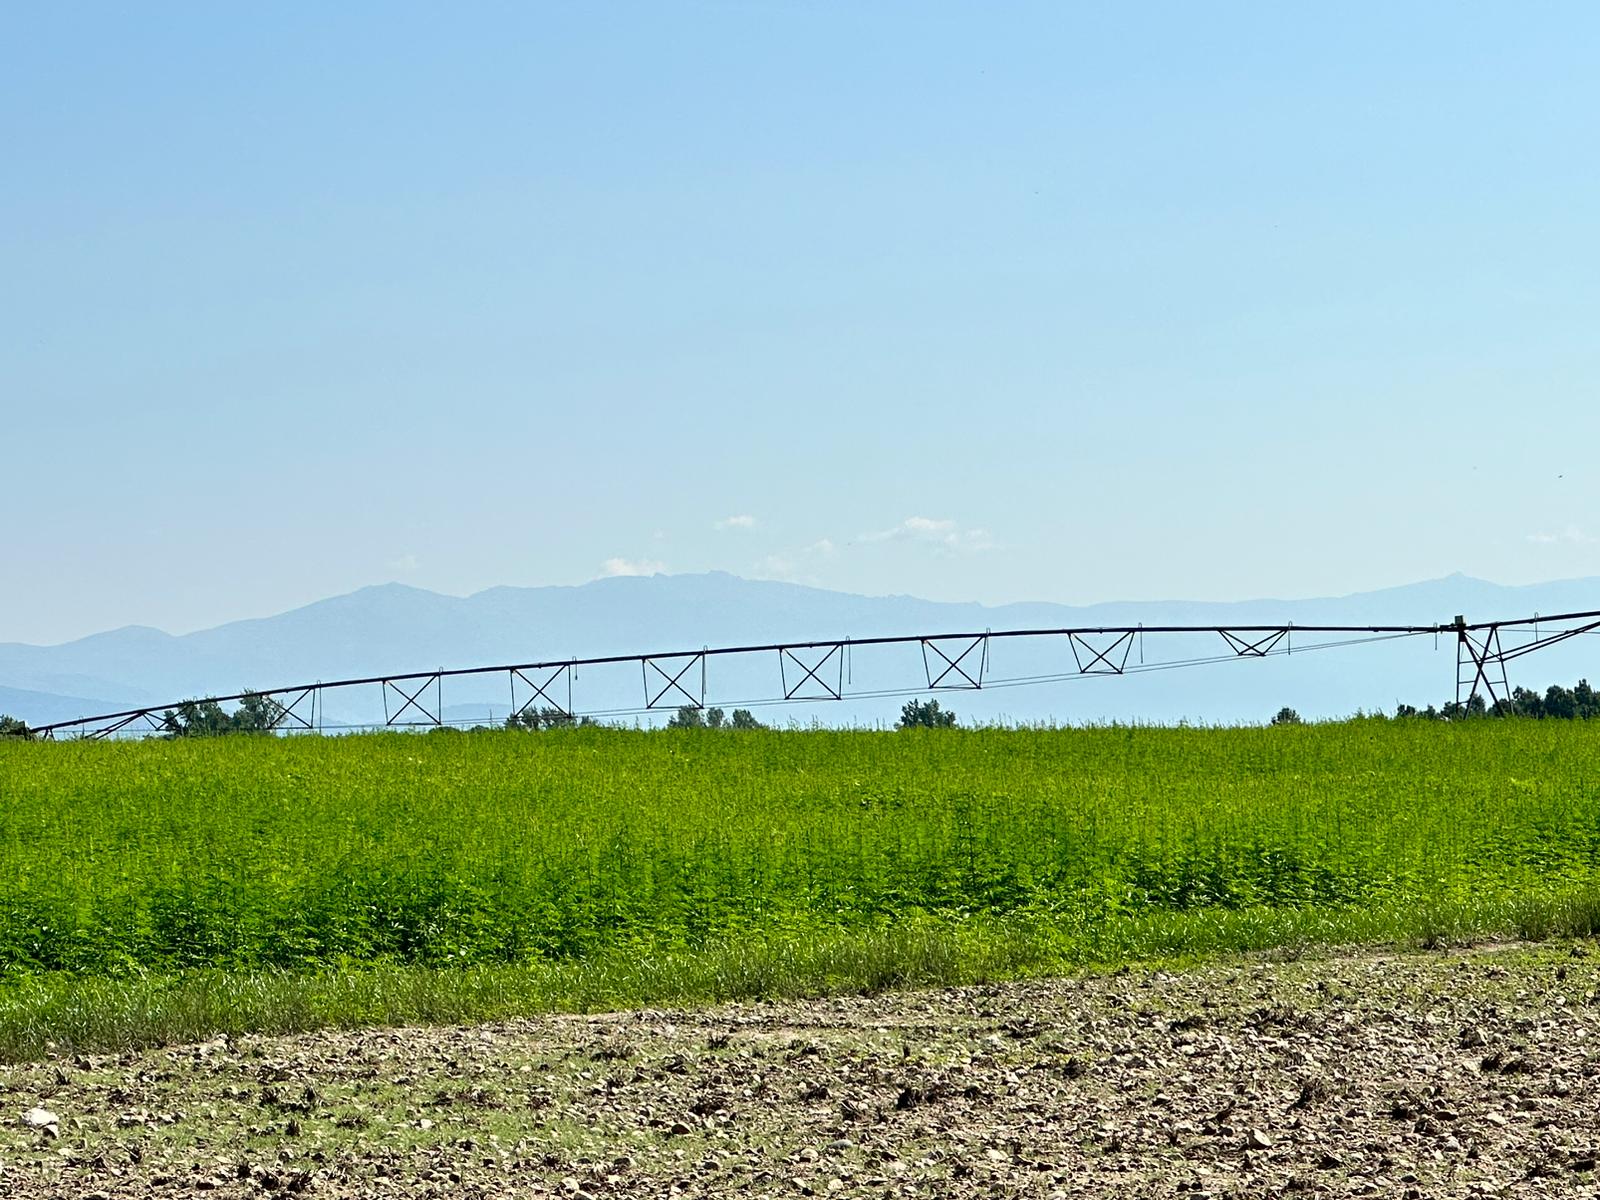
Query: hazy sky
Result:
<box><xmin>6</xmin><ymin>3</ymin><xmax>1599</xmax><ymax>645</ymax></box>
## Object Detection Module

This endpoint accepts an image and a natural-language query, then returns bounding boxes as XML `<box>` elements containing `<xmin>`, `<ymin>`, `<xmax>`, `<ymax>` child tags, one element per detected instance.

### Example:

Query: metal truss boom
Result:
<box><xmin>24</xmin><ymin>608</ymin><xmax>1600</xmax><ymax>739</ymax></box>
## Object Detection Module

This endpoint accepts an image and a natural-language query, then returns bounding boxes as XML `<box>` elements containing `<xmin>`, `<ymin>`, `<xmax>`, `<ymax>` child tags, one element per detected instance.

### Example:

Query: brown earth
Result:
<box><xmin>3</xmin><ymin>942</ymin><xmax>1600</xmax><ymax>1198</ymax></box>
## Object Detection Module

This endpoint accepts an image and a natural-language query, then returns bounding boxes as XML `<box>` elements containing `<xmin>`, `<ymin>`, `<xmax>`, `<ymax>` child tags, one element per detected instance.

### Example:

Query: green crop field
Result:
<box><xmin>0</xmin><ymin>720</ymin><xmax>1598</xmax><ymax>1058</ymax></box>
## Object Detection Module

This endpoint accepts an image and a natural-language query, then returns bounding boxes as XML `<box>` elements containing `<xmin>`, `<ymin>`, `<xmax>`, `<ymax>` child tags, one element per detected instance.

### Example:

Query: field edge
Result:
<box><xmin>6</xmin><ymin>885</ymin><xmax>1600</xmax><ymax>1062</ymax></box>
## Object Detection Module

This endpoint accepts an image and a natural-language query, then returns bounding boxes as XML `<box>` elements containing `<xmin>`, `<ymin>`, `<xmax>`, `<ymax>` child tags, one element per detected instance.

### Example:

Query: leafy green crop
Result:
<box><xmin>2</xmin><ymin>721</ymin><xmax>1598</xmax><ymax>981</ymax></box>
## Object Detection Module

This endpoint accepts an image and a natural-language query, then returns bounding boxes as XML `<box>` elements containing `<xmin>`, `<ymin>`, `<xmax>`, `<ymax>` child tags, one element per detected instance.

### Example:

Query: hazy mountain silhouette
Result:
<box><xmin>3</xmin><ymin>571</ymin><xmax>1597</xmax><ymax>729</ymax></box>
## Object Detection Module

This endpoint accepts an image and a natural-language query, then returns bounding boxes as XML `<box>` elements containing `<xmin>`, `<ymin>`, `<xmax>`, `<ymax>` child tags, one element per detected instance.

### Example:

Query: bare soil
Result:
<box><xmin>4</xmin><ymin>941</ymin><xmax>1600</xmax><ymax>1198</ymax></box>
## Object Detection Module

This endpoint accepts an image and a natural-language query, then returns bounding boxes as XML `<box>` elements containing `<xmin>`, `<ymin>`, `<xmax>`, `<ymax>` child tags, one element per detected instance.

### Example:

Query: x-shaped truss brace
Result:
<box><xmin>779</xmin><ymin>644</ymin><xmax>844</xmax><ymax>701</ymax></box>
<box><xmin>643</xmin><ymin>653</ymin><xmax>704</xmax><ymax>710</ymax></box>
<box><xmin>383</xmin><ymin>675</ymin><xmax>441</xmax><ymax>726</ymax></box>
<box><xmin>1068</xmin><ymin>631</ymin><xmax>1136</xmax><ymax>675</ymax></box>
<box><xmin>263</xmin><ymin>688</ymin><xmax>317</xmax><ymax>730</ymax></box>
<box><xmin>510</xmin><ymin>665</ymin><xmax>573</xmax><ymax>721</ymax></box>
<box><xmin>1456</xmin><ymin>626</ymin><xmax>1511</xmax><ymax>709</ymax></box>
<box><xmin>921</xmin><ymin>636</ymin><xmax>987</xmax><ymax>690</ymax></box>
<box><xmin>1219</xmin><ymin>629</ymin><xmax>1288</xmax><ymax>658</ymax></box>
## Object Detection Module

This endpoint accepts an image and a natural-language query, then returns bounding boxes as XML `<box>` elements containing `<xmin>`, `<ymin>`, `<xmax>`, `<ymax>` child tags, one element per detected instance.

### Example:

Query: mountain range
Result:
<box><xmin>4</xmin><ymin>571</ymin><xmax>1598</xmax><ymax>729</ymax></box>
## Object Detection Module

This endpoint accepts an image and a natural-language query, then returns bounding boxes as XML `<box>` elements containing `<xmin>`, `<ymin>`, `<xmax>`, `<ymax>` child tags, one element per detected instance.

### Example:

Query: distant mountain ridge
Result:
<box><xmin>4</xmin><ymin>571</ymin><xmax>1599</xmax><ymax>728</ymax></box>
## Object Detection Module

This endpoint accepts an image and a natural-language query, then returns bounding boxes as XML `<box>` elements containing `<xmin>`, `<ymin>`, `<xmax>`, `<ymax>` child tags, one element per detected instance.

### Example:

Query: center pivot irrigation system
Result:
<box><xmin>22</xmin><ymin>607</ymin><xmax>1600</xmax><ymax>740</ymax></box>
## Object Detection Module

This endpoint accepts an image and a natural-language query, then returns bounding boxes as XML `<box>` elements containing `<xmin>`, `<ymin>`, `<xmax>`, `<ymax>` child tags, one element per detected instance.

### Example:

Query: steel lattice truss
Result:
<box><xmin>22</xmin><ymin>609</ymin><xmax>1600</xmax><ymax>739</ymax></box>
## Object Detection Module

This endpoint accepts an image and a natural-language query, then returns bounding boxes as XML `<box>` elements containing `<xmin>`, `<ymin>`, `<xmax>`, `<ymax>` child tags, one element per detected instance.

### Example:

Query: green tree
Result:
<box><xmin>1439</xmin><ymin>693</ymin><xmax>1488</xmax><ymax>721</ymax></box>
<box><xmin>1577</xmin><ymin>680</ymin><xmax>1600</xmax><ymax>717</ymax></box>
<box><xmin>162</xmin><ymin>699</ymin><xmax>233</xmax><ymax>738</ymax></box>
<box><xmin>0</xmin><ymin>715</ymin><xmax>32</xmax><ymax>740</ymax></box>
<box><xmin>665</xmin><ymin>705</ymin><xmax>764</xmax><ymax>730</ymax></box>
<box><xmin>505</xmin><ymin>706</ymin><xmax>578</xmax><ymax>731</ymax></box>
<box><xmin>667</xmin><ymin>706</ymin><xmax>706</xmax><ymax>729</ymax></box>
<box><xmin>160</xmin><ymin>692</ymin><xmax>284</xmax><ymax>738</ymax></box>
<box><xmin>898</xmin><ymin>698</ymin><xmax>957</xmax><ymax>729</ymax></box>
<box><xmin>233</xmin><ymin>692</ymin><xmax>288</xmax><ymax>732</ymax></box>
<box><xmin>1270</xmin><ymin>706</ymin><xmax>1303</xmax><ymax>726</ymax></box>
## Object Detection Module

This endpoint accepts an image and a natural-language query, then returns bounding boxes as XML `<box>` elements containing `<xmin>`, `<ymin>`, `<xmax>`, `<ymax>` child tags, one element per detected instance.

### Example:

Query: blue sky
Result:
<box><xmin>5</xmin><ymin>2</ymin><xmax>1599</xmax><ymax>644</ymax></box>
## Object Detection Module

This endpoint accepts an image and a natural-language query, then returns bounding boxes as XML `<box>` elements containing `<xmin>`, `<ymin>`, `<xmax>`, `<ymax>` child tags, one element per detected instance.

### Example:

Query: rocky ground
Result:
<box><xmin>3</xmin><ymin>942</ymin><xmax>1600</xmax><ymax>1198</ymax></box>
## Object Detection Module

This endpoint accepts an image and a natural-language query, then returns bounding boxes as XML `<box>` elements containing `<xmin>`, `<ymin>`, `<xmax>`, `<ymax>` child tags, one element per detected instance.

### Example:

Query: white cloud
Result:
<box><xmin>1527</xmin><ymin>526</ymin><xmax>1596</xmax><ymax>546</ymax></box>
<box><xmin>600</xmin><ymin>557</ymin><xmax>666</xmax><ymax>577</ymax></box>
<box><xmin>862</xmin><ymin>516</ymin><xmax>994</xmax><ymax>552</ymax></box>
<box><xmin>388</xmin><ymin>553</ymin><xmax>420</xmax><ymax>572</ymax></box>
<box><xmin>715</xmin><ymin>514</ymin><xmax>757</xmax><ymax>530</ymax></box>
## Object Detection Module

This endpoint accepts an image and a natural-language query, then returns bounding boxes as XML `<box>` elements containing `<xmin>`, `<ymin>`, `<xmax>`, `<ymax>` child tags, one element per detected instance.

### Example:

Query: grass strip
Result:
<box><xmin>5</xmin><ymin>885</ymin><xmax>1599</xmax><ymax>1062</ymax></box>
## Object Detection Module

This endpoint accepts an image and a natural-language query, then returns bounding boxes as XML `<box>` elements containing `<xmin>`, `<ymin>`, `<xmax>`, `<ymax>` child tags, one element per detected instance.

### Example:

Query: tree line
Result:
<box><xmin>1272</xmin><ymin>680</ymin><xmax>1600</xmax><ymax>725</ymax></box>
<box><xmin>0</xmin><ymin>695</ymin><xmax>954</xmax><ymax>739</ymax></box>
<box><xmin>1396</xmin><ymin>679</ymin><xmax>1600</xmax><ymax>722</ymax></box>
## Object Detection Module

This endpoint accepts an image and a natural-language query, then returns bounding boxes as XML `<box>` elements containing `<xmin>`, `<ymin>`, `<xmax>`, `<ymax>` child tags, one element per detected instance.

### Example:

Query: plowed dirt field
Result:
<box><xmin>4</xmin><ymin>942</ymin><xmax>1599</xmax><ymax>1198</ymax></box>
